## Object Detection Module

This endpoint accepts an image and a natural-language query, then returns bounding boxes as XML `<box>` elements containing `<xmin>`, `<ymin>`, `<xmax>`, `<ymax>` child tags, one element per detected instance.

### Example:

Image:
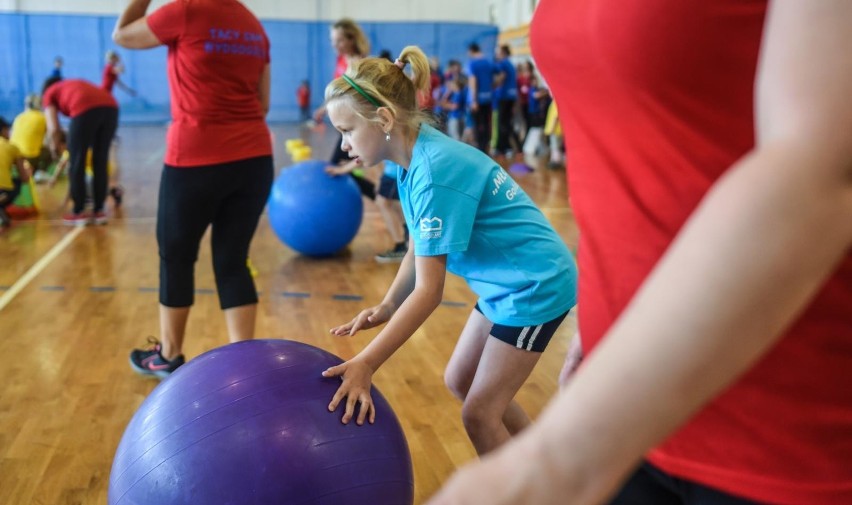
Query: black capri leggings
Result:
<box><xmin>157</xmin><ymin>155</ymin><xmax>273</xmax><ymax>309</ymax></box>
<box><xmin>68</xmin><ymin>106</ymin><xmax>118</xmax><ymax>213</ymax></box>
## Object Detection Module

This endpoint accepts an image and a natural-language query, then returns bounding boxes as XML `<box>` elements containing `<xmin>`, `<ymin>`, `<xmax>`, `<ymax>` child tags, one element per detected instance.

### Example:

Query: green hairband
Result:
<box><xmin>342</xmin><ymin>74</ymin><xmax>381</xmax><ymax>107</ymax></box>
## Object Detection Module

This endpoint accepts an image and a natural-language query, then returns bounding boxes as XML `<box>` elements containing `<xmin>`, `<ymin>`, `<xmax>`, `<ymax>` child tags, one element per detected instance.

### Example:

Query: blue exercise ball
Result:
<box><xmin>268</xmin><ymin>160</ymin><xmax>363</xmax><ymax>256</ymax></box>
<box><xmin>109</xmin><ymin>339</ymin><xmax>413</xmax><ymax>505</ymax></box>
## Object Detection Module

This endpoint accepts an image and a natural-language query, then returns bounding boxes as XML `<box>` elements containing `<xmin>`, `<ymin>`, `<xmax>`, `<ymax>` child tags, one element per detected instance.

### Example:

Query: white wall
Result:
<box><xmin>489</xmin><ymin>0</ymin><xmax>537</xmax><ymax>29</ymax></box>
<box><xmin>0</xmin><ymin>0</ymin><xmax>496</xmax><ymax>23</ymax></box>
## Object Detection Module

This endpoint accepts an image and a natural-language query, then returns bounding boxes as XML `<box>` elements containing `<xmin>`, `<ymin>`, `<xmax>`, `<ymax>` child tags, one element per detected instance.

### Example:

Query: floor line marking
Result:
<box><xmin>0</xmin><ymin>227</ymin><xmax>84</xmax><ymax>312</ymax></box>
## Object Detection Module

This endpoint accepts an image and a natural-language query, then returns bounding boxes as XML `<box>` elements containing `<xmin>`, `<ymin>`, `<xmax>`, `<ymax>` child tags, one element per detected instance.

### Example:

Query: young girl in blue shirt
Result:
<box><xmin>322</xmin><ymin>45</ymin><xmax>577</xmax><ymax>456</ymax></box>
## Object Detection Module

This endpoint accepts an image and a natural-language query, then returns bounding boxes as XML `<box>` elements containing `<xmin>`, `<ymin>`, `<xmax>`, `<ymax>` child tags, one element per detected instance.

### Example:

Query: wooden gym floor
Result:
<box><xmin>0</xmin><ymin>123</ymin><xmax>578</xmax><ymax>504</ymax></box>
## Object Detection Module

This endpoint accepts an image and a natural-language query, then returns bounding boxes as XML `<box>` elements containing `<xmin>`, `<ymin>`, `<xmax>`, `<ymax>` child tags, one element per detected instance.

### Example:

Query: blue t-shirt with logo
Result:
<box><xmin>396</xmin><ymin>124</ymin><xmax>577</xmax><ymax>326</ymax></box>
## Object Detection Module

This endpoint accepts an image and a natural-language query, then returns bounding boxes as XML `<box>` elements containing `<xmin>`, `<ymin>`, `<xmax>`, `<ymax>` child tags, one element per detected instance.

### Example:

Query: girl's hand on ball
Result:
<box><xmin>323</xmin><ymin>360</ymin><xmax>376</xmax><ymax>425</ymax></box>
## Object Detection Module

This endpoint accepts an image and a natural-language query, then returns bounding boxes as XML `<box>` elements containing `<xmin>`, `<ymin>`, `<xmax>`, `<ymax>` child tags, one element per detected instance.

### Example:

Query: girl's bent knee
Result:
<box><xmin>444</xmin><ymin>370</ymin><xmax>472</xmax><ymax>401</ymax></box>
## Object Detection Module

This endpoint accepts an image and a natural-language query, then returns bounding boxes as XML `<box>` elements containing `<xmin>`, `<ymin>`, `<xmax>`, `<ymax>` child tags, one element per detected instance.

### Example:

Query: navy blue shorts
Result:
<box><xmin>474</xmin><ymin>303</ymin><xmax>568</xmax><ymax>353</ymax></box>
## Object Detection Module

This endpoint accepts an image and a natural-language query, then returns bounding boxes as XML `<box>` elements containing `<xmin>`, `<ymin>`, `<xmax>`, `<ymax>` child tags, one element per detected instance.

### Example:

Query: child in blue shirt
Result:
<box><xmin>442</xmin><ymin>76</ymin><xmax>468</xmax><ymax>141</ymax></box>
<box><xmin>464</xmin><ymin>43</ymin><xmax>495</xmax><ymax>154</ymax></box>
<box><xmin>321</xmin><ymin>45</ymin><xmax>577</xmax><ymax>456</ymax></box>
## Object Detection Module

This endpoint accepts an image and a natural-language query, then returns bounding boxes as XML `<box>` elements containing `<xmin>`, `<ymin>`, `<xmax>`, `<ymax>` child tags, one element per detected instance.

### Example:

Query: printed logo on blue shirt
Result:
<box><xmin>491</xmin><ymin>169</ymin><xmax>519</xmax><ymax>200</ymax></box>
<box><xmin>420</xmin><ymin>217</ymin><xmax>443</xmax><ymax>239</ymax></box>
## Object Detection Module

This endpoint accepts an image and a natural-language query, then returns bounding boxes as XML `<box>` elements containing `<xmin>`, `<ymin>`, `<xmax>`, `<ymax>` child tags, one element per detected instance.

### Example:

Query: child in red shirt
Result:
<box><xmin>296</xmin><ymin>79</ymin><xmax>310</xmax><ymax>122</ymax></box>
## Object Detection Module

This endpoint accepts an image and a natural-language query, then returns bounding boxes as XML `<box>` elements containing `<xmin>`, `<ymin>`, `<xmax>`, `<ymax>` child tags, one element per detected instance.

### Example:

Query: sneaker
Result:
<box><xmin>129</xmin><ymin>337</ymin><xmax>185</xmax><ymax>379</ymax></box>
<box><xmin>109</xmin><ymin>185</ymin><xmax>124</xmax><ymax>207</ymax></box>
<box><xmin>92</xmin><ymin>211</ymin><xmax>108</xmax><ymax>225</ymax></box>
<box><xmin>509</xmin><ymin>162</ymin><xmax>534</xmax><ymax>174</ymax></box>
<box><xmin>62</xmin><ymin>211</ymin><xmax>91</xmax><ymax>226</ymax></box>
<box><xmin>375</xmin><ymin>243</ymin><xmax>408</xmax><ymax>263</ymax></box>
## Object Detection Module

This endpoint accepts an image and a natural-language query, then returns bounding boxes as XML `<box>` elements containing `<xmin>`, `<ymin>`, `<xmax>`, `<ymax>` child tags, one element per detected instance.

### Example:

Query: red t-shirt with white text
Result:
<box><xmin>147</xmin><ymin>0</ymin><xmax>272</xmax><ymax>166</ymax></box>
<box><xmin>531</xmin><ymin>1</ymin><xmax>852</xmax><ymax>503</ymax></box>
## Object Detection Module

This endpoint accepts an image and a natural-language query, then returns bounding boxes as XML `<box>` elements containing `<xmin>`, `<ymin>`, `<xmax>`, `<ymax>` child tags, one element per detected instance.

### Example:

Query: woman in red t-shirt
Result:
<box><xmin>313</xmin><ymin>18</ymin><xmax>377</xmax><ymax>200</ymax></box>
<box><xmin>42</xmin><ymin>77</ymin><xmax>118</xmax><ymax>225</ymax></box>
<box><xmin>427</xmin><ymin>1</ymin><xmax>852</xmax><ymax>505</ymax></box>
<box><xmin>113</xmin><ymin>0</ymin><xmax>274</xmax><ymax>379</ymax></box>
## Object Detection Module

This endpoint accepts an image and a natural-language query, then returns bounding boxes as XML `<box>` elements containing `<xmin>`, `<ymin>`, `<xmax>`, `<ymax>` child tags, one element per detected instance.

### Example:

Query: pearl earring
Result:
<box><xmin>385</xmin><ymin>131</ymin><xmax>391</xmax><ymax>142</ymax></box>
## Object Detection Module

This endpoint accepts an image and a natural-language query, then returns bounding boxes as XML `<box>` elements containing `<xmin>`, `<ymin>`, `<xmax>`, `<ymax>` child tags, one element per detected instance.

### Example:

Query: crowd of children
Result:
<box><xmin>426</xmin><ymin>45</ymin><xmax>563</xmax><ymax>170</ymax></box>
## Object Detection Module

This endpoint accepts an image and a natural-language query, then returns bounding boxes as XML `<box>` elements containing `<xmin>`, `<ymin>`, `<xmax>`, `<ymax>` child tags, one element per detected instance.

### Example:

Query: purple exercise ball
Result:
<box><xmin>109</xmin><ymin>339</ymin><xmax>413</xmax><ymax>505</ymax></box>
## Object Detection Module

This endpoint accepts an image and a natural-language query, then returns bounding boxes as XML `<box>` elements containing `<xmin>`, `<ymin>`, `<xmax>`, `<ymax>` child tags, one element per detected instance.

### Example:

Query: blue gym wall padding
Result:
<box><xmin>0</xmin><ymin>13</ymin><xmax>497</xmax><ymax>124</ymax></box>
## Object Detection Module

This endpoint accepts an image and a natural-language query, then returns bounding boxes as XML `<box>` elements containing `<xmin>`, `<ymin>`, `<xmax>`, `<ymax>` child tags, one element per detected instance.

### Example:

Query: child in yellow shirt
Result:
<box><xmin>0</xmin><ymin>117</ymin><xmax>32</xmax><ymax>228</ymax></box>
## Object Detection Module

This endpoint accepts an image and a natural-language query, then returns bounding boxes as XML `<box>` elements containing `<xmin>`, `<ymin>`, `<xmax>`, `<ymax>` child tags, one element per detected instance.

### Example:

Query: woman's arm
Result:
<box><xmin>468</xmin><ymin>75</ymin><xmax>479</xmax><ymax>111</ymax></box>
<box><xmin>15</xmin><ymin>157</ymin><xmax>31</xmax><ymax>182</ymax></box>
<box><xmin>258</xmin><ymin>64</ymin><xmax>271</xmax><ymax>114</ymax></box>
<box><xmin>44</xmin><ymin>106</ymin><xmax>61</xmax><ymax>156</ymax></box>
<box><xmin>428</xmin><ymin>1</ymin><xmax>852</xmax><ymax>503</ymax></box>
<box><xmin>115</xmin><ymin>78</ymin><xmax>137</xmax><ymax>97</ymax></box>
<box><xmin>113</xmin><ymin>0</ymin><xmax>160</xmax><ymax>49</ymax></box>
<box><xmin>48</xmin><ymin>153</ymin><xmax>68</xmax><ymax>187</ymax></box>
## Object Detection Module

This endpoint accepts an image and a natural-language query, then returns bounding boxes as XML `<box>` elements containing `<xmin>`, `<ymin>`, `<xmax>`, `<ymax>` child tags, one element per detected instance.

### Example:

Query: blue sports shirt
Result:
<box><xmin>465</xmin><ymin>57</ymin><xmax>494</xmax><ymax>105</ymax></box>
<box><xmin>397</xmin><ymin>124</ymin><xmax>577</xmax><ymax>326</ymax></box>
<box><xmin>495</xmin><ymin>58</ymin><xmax>518</xmax><ymax>102</ymax></box>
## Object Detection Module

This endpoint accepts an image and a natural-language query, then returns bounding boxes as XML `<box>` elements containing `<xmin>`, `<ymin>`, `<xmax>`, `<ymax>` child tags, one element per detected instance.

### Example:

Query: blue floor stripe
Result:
<box><xmin>0</xmin><ymin>286</ymin><xmax>10</xmax><ymax>291</ymax></box>
<box><xmin>332</xmin><ymin>294</ymin><xmax>363</xmax><ymax>301</ymax></box>
<box><xmin>90</xmin><ymin>286</ymin><xmax>116</xmax><ymax>292</ymax></box>
<box><xmin>138</xmin><ymin>287</ymin><xmax>158</xmax><ymax>293</ymax></box>
<box><xmin>282</xmin><ymin>292</ymin><xmax>310</xmax><ymax>298</ymax></box>
<box><xmin>40</xmin><ymin>286</ymin><xmax>65</xmax><ymax>291</ymax></box>
<box><xmin>195</xmin><ymin>288</ymin><xmax>215</xmax><ymax>294</ymax></box>
<box><xmin>440</xmin><ymin>301</ymin><xmax>468</xmax><ymax>307</ymax></box>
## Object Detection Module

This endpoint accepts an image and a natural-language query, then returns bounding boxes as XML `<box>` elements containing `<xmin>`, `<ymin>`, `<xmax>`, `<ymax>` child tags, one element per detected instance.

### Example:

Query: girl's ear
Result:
<box><xmin>376</xmin><ymin>106</ymin><xmax>395</xmax><ymax>132</ymax></box>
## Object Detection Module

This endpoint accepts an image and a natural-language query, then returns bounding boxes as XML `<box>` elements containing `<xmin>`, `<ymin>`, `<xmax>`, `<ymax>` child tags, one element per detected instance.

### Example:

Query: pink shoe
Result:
<box><xmin>62</xmin><ymin>211</ymin><xmax>91</xmax><ymax>226</ymax></box>
<box><xmin>93</xmin><ymin>211</ymin><xmax>108</xmax><ymax>225</ymax></box>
